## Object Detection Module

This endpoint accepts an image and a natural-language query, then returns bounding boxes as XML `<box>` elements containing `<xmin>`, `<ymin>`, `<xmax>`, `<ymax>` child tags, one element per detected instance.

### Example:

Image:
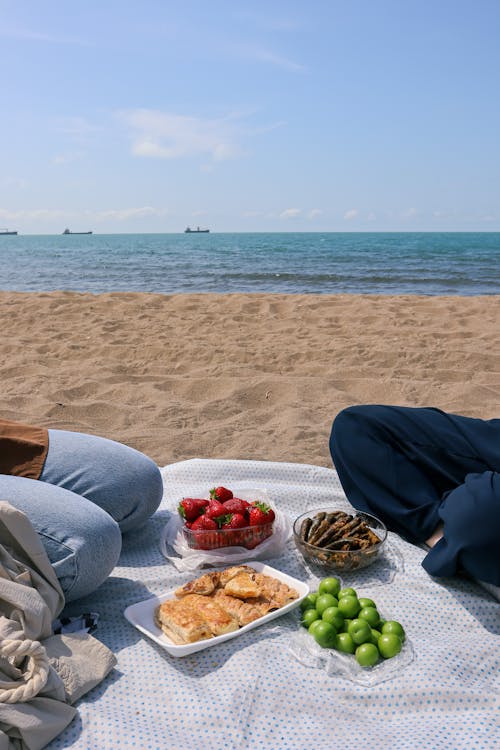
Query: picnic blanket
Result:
<box><xmin>46</xmin><ymin>459</ymin><xmax>499</xmax><ymax>750</ymax></box>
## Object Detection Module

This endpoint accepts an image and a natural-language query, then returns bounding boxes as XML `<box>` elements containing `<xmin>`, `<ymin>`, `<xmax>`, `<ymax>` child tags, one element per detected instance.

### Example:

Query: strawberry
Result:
<box><xmin>190</xmin><ymin>515</ymin><xmax>218</xmax><ymax>530</ymax></box>
<box><xmin>222</xmin><ymin>497</ymin><xmax>250</xmax><ymax>515</ymax></box>
<box><xmin>204</xmin><ymin>499</ymin><xmax>228</xmax><ymax>523</ymax></box>
<box><xmin>210</xmin><ymin>486</ymin><xmax>233</xmax><ymax>502</ymax></box>
<box><xmin>190</xmin><ymin>513</ymin><xmax>218</xmax><ymax>550</ymax></box>
<box><xmin>221</xmin><ymin>512</ymin><xmax>248</xmax><ymax>547</ymax></box>
<box><xmin>221</xmin><ymin>512</ymin><xmax>247</xmax><ymax>530</ymax></box>
<box><xmin>248</xmin><ymin>501</ymin><xmax>275</xmax><ymax>526</ymax></box>
<box><xmin>177</xmin><ymin>497</ymin><xmax>209</xmax><ymax>522</ymax></box>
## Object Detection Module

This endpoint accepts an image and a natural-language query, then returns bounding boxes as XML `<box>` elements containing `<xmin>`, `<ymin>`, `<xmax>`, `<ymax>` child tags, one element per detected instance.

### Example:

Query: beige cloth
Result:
<box><xmin>0</xmin><ymin>501</ymin><xmax>116</xmax><ymax>750</ymax></box>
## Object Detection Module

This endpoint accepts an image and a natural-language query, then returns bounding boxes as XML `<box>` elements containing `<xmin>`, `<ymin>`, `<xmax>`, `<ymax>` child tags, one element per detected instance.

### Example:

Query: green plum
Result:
<box><xmin>381</xmin><ymin>620</ymin><xmax>406</xmax><ymax>642</ymax></box>
<box><xmin>378</xmin><ymin>633</ymin><xmax>402</xmax><ymax>658</ymax></box>
<box><xmin>355</xmin><ymin>642</ymin><xmax>380</xmax><ymax>667</ymax></box>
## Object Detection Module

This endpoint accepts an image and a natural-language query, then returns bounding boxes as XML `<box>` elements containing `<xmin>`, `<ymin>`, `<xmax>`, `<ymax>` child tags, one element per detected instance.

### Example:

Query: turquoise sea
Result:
<box><xmin>0</xmin><ymin>232</ymin><xmax>499</xmax><ymax>295</ymax></box>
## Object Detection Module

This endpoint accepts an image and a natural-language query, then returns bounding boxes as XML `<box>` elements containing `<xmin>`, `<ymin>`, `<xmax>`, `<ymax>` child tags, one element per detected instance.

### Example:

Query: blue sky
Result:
<box><xmin>1</xmin><ymin>0</ymin><xmax>499</xmax><ymax>233</ymax></box>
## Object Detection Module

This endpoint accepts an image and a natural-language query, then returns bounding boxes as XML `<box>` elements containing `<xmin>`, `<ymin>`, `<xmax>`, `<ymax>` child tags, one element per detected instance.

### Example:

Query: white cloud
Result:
<box><xmin>55</xmin><ymin>117</ymin><xmax>101</xmax><ymax>144</ymax></box>
<box><xmin>245</xmin><ymin>46</ymin><xmax>304</xmax><ymax>71</ymax></box>
<box><xmin>0</xmin><ymin>206</ymin><xmax>168</xmax><ymax>224</ymax></box>
<box><xmin>0</xmin><ymin>27</ymin><xmax>91</xmax><ymax>46</ymax></box>
<box><xmin>120</xmin><ymin>109</ymin><xmax>241</xmax><ymax>161</ymax></box>
<box><xmin>344</xmin><ymin>209</ymin><xmax>359</xmax><ymax>220</ymax></box>
<box><xmin>402</xmin><ymin>207</ymin><xmax>418</xmax><ymax>218</ymax></box>
<box><xmin>307</xmin><ymin>208</ymin><xmax>322</xmax><ymax>219</ymax></box>
<box><xmin>367</xmin><ymin>211</ymin><xmax>377</xmax><ymax>221</ymax></box>
<box><xmin>232</xmin><ymin>10</ymin><xmax>302</xmax><ymax>33</ymax></box>
<box><xmin>0</xmin><ymin>208</ymin><xmax>70</xmax><ymax>221</ymax></box>
<box><xmin>242</xmin><ymin>210</ymin><xmax>263</xmax><ymax>218</ymax></box>
<box><xmin>95</xmin><ymin>207</ymin><xmax>167</xmax><ymax>221</ymax></box>
<box><xmin>279</xmin><ymin>208</ymin><xmax>301</xmax><ymax>219</ymax></box>
<box><xmin>0</xmin><ymin>177</ymin><xmax>28</xmax><ymax>189</ymax></box>
<box><xmin>53</xmin><ymin>152</ymin><xmax>84</xmax><ymax>165</ymax></box>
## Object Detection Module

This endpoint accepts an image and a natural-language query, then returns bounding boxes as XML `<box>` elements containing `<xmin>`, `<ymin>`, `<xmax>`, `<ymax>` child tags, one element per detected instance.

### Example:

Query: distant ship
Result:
<box><xmin>0</xmin><ymin>228</ymin><xmax>18</xmax><ymax>235</ymax></box>
<box><xmin>62</xmin><ymin>228</ymin><xmax>93</xmax><ymax>235</ymax></box>
<box><xmin>184</xmin><ymin>226</ymin><xmax>209</xmax><ymax>233</ymax></box>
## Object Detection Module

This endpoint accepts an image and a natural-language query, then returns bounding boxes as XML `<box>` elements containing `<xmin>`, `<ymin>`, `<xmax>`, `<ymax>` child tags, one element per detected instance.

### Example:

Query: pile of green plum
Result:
<box><xmin>300</xmin><ymin>576</ymin><xmax>405</xmax><ymax>668</ymax></box>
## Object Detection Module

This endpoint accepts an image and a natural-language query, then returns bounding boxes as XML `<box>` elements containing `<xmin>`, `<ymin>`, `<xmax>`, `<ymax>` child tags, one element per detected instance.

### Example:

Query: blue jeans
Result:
<box><xmin>0</xmin><ymin>429</ymin><xmax>163</xmax><ymax>601</ymax></box>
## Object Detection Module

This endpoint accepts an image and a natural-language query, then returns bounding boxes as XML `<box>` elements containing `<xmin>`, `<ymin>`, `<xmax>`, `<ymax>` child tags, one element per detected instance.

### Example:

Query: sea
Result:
<box><xmin>1</xmin><ymin>232</ymin><xmax>499</xmax><ymax>295</ymax></box>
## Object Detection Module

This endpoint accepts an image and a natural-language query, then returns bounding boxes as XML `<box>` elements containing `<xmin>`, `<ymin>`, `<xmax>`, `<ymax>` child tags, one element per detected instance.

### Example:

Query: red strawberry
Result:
<box><xmin>222</xmin><ymin>497</ymin><xmax>250</xmax><ymax>515</ymax></box>
<box><xmin>178</xmin><ymin>497</ymin><xmax>209</xmax><ymax>522</ymax></box>
<box><xmin>190</xmin><ymin>515</ymin><xmax>218</xmax><ymax>530</ymax></box>
<box><xmin>248</xmin><ymin>501</ymin><xmax>275</xmax><ymax>526</ymax></box>
<box><xmin>204</xmin><ymin>499</ymin><xmax>228</xmax><ymax>522</ymax></box>
<box><xmin>210</xmin><ymin>486</ymin><xmax>233</xmax><ymax>502</ymax></box>
<box><xmin>221</xmin><ymin>512</ymin><xmax>247</xmax><ymax>547</ymax></box>
<box><xmin>221</xmin><ymin>512</ymin><xmax>247</xmax><ymax>530</ymax></box>
<box><xmin>190</xmin><ymin>513</ymin><xmax>218</xmax><ymax>550</ymax></box>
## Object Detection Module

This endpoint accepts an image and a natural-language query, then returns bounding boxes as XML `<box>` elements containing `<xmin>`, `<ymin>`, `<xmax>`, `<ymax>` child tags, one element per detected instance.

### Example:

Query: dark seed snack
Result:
<box><xmin>301</xmin><ymin>510</ymin><xmax>381</xmax><ymax>552</ymax></box>
<box><xmin>299</xmin><ymin>517</ymin><xmax>313</xmax><ymax>543</ymax></box>
<box><xmin>306</xmin><ymin>511</ymin><xmax>326</xmax><ymax>542</ymax></box>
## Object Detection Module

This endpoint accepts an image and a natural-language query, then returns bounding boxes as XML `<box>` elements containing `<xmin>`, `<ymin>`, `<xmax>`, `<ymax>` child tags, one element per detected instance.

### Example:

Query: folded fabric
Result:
<box><xmin>0</xmin><ymin>501</ymin><xmax>116</xmax><ymax>750</ymax></box>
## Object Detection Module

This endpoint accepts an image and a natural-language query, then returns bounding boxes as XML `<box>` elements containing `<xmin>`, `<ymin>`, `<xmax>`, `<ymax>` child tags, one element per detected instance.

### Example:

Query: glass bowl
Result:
<box><xmin>181</xmin><ymin>522</ymin><xmax>274</xmax><ymax>551</ymax></box>
<box><xmin>293</xmin><ymin>507</ymin><xmax>387</xmax><ymax>572</ymax></box>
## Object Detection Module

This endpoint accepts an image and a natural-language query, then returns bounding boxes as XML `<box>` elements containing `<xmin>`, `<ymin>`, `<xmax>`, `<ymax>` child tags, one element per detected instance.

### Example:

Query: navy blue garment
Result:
<box><xmin>329</xmin><ymin>405</ymin><xmax>500</xmax><ymax>586</ymax></box>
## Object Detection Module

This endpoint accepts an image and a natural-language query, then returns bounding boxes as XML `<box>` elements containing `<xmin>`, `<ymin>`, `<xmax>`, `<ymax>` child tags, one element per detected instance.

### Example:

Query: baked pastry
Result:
<box><xmin>222</xmin><ymin>572</ymin><xmax>261</xmax><ymax>599</ymax></box>
<box><xmin>155</xmin><ymin>598</ymin><xmax>213</xmax><ymax>644</ymax></box>
<box><xmin>252</xmin><ymin>573</ymin><xmax>299</xmax><ymax>609</ymax></box>
<box><xmin>213</xmin><ymin>590</ymin><xmax>271</xmax><ymax>626</ymax></box>
<box><xmin>180</xmin><ymin>594</ymin><xmax>239</xmax><ymax>635</ymax></box>
<box><xmin>175</xmin><ymin>571</ymin><xmax>220</xmax><ymax>598</ymax></box>
<box><xmin>155</xmin><ymin>565</ymin><xmax>299</xmax><ymax>645</ymax></box>
<box><xmin>218</xmin><ymin>565</ymin><xmax>256</xmax><ymax>587</ymax></box>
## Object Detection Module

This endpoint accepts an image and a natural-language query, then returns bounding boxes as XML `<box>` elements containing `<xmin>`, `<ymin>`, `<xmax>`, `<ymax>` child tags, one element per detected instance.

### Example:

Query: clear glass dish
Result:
<box><xmin>293</xmin><ymin>507</ymin><xmax>387</xmax><ymax>572</ymax></box>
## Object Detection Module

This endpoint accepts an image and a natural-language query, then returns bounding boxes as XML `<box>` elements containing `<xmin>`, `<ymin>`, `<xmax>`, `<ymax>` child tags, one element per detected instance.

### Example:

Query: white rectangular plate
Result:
<box><xmin>124</xmin><ymin>561</ymin><xmax>309</xmax><ymax>657</ymax></box>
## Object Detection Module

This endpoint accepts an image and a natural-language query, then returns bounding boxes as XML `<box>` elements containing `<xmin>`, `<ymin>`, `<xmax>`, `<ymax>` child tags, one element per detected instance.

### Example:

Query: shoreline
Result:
<box><xmin>1</xmin><ymin>291</ymin><xmax>499</xmax><ymax>468</ymax></box>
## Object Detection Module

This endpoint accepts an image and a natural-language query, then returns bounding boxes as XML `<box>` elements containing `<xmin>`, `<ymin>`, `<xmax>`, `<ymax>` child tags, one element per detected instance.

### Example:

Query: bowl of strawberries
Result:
<box><xmin>178</xmin><ymin>485</ymin><xmax>276</xmax><ymax>551</ymax></box>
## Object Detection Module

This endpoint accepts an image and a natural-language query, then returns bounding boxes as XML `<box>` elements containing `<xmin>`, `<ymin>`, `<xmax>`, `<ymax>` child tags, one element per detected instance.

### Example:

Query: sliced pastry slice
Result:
<box><xmin>218</xmin><ymin>565</ymin><xmax>256</xmax><ymax>587</ymax></box>
<box><xmin>213</xmin><ymin>590</ymin><xmax>272</xmax><ymax>626</ymax></box>
<box><xmin>155</xmin><ymin>598</ymin><xmax>213</xmax><ymax>644</ymax></box>
<box><xmin>252</xmin><ymin>573</ymin><xmax>299</xmax><ymax>609</ymax></box>
<box><xmin>174</xmin><ymin>571</ymin><xmax>220</xmax><ymax>598</ymax></box>
<box><xmin>222</xmin><ymin>571</ymin><xmax>261</xmax><ymax>599</ymax></box>
<box><xmin>180</xmin><ymin>594</ymin><xmax>239</xmax><ymax>636</ymax></box>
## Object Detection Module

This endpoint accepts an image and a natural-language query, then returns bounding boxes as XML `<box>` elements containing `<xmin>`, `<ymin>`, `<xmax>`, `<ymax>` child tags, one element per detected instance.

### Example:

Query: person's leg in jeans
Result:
<box><xmin>40</xmin><ymin>429</ymin><xmax>163</xmax><ymax>533</ymax></box>
<box><xmin>0</xmin><ymin>430</ymin><xmax>163</xmax><ymax>601</ymax></box>
<box><xmin>330</xmin><ymin>405</ymin><xmax>500</xmax><ymax>584</ymax></box>
<box><xmin>0</xmin><ymin>474</ymin><xmax>122</xmax><ymax>601</ymax></box>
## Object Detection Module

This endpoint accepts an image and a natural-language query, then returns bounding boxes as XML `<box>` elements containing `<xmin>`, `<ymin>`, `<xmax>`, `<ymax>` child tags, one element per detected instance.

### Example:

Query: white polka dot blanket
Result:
<box><xmin>48</xmin><ymin>459</ymin><xmax>500</xmax><ymax>750</ymax></box>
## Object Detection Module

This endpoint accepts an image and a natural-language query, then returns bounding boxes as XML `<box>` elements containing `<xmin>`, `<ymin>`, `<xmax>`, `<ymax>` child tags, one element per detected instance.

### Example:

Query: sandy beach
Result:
<box><xmin>1</xmin><ymin>291</ymin><xmax>499</xmax><ymax>469</ymax></box>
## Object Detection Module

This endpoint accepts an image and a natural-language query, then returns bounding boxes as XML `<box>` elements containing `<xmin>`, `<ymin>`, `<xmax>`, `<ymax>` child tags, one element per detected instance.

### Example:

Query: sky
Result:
<box><xmin>1</xmin><ymin>0</ymin><xmax>499</xmax><ymax>234</ymax></box>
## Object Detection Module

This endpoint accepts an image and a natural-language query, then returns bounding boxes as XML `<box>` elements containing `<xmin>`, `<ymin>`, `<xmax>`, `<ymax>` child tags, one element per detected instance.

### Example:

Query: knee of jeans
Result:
<box><xmin>63</xmin><ymin>516</ymin><xmax>122</xmax><ymax>603</ymax></box>
<box><xmin>119</xmin><ymin>457</ymin><xmax>163</xmax><ymax>533</ymax></box>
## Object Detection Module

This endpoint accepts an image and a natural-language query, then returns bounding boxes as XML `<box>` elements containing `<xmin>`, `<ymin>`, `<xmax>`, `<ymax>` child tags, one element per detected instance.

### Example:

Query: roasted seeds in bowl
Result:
<box><xmin>293</xmin><ymin>508</ymin><xmax>387</xmax><ymax>571</ymax></box>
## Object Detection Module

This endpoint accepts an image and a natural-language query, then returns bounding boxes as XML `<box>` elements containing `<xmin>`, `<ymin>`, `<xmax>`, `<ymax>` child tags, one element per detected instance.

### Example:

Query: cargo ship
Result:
<box><xmin>0</xmin><ymin>228</ymin><xmax>18</xmax><ymax>235</ymax></box>
<box><xmin>184</xmin><ymin>226</ymin><xmax>209</xmax><ymax>233</ymax></box>
<box><xmin>62</xmin><ymin>228</ymin><xmax>93</xmax><ymax>235</ymax></box>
